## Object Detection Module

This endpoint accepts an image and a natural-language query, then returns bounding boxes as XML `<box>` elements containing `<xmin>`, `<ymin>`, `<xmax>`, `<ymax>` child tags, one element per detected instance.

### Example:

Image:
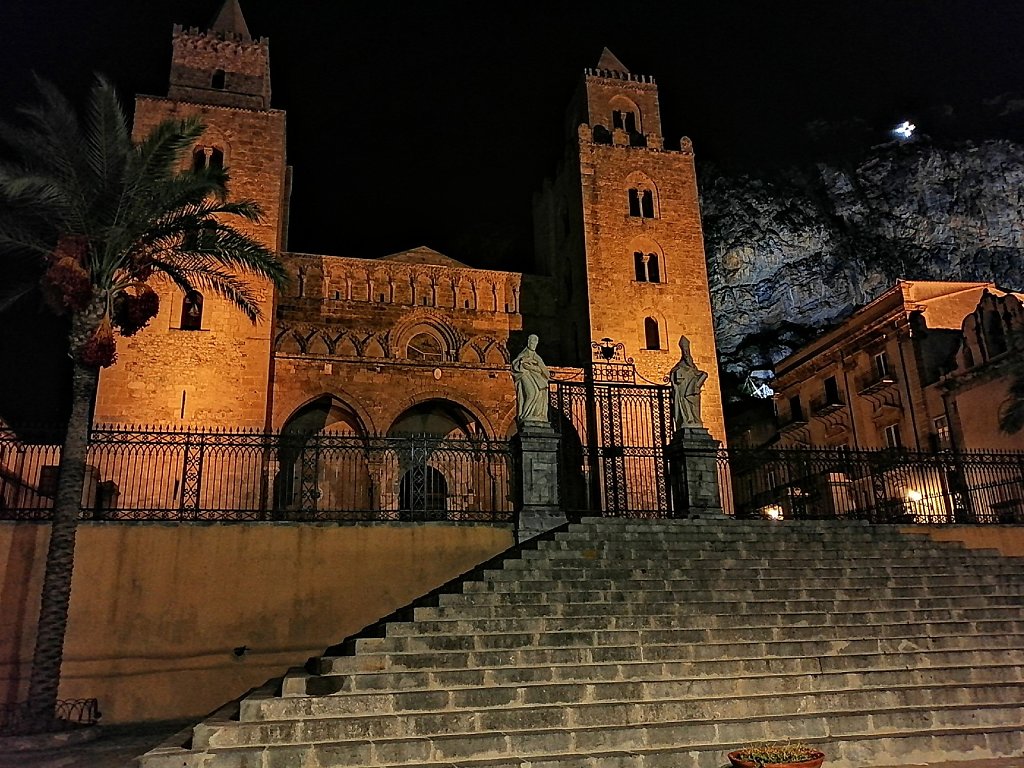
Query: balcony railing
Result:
<box><xmin>857</xmin><ymin>369</ymin><xmax>898</xmax><ymax>395</ymax></box>
<box><xmin>810</xmin><ymin>395</ymin><xmax>846</xmax><ymax>418</ymax></box>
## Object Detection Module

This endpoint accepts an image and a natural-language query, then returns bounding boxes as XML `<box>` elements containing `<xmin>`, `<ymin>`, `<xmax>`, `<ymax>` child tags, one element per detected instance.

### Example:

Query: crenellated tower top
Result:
<box><xmin>168</xmin><ymin>0</ymin><xmax>271</xmax><ymax>110</ymax></box>
<box><xmin>569</xmin><ymin>47</ymin><xmax>663</xmax><ymax>146</ymax></box>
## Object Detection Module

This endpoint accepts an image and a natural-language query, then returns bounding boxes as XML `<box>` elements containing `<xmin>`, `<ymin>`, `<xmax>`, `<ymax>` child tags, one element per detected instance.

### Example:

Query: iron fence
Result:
<box><xmin>713</xmin><ymin>446</ymin><xmax>1024</xmax><ymax>523</ymax></box>
<box><xmin>0</xmin><ymin>427</ymin><xmax>514</xmax><ymax>524</ymax></box>
<box><xmin>0</xmin><ymin>698</ymin><xmax>100</xmax><ymax>736</ymax></box>
<box><xmin>549</xmin><ymin>375</ymin><xmax>672</xmax><ymax>518</ymax></box>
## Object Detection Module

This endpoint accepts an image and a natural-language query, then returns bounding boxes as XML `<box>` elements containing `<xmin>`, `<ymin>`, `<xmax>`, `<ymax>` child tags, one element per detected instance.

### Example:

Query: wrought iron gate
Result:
<box><xmin>549</xmin><ymin>361</ymin><xmax>673</xmax><ymax>517</ymax></box>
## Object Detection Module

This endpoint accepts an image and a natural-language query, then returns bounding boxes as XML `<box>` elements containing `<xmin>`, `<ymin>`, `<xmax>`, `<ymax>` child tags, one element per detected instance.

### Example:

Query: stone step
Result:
<box><xmin>436</xmin><ymin>584</ymin><xmax>1024</xmax><ymax>607</ymax></box>
<box><xmin>312</xmin><ymin>633</ymin><xmax>1024</xmax><ymax>676</ymax></box>
<box><xmin>141</xmin><ymin>724</ymin><xmax>1024</xmax><ymax>768</ymax></box>
<box><xmin>493</xmin><ymin>561</ymin><xmax>1015</xmax><ymax>577</ymax></box>
<box><xmin>461</xmin><ymin>574</ymin><xmax>1024</xmax><ymax>592</ymax></box>
<box><xmin>284</xmin><ymin>647</ymin><xmax>1024</xmax><ymax>697</ymax></box>
<box><xmin>152</xmin><ymin>702</ymin><xmax>1024</xmax><ymax>768</ymax></box>
<box><xmin>388</xmin><ymin>605</ymin><xmax>1024</xmax><ymax>635</ymax></box>
<box><xmin>200</xmin><ymin>682</ymin><xmax>1024</xmax><ymax>748</ymax></box>
<box><xmin>356</xmin><ymin>620</ymin><xmax>1024</xmax><ymax>654</ymax></box>
<box><xmin>536</xmin><ymin>538</ymin><xmax>1003</xmax><ymax>555</ymax></box>
<box><xmin>552</xmin><ymin>532</ymin><xmax>966</xmax><ymax>544</ymax></box>
<box><xmin>416</xmin><ymin>595</ymin><xmax>1024</xmax><ymax>620</ymax></box>
<box><xmin>251</xmin><ymin>664</ymin><xmax>1024</xmax><ymax>722</ymax></box>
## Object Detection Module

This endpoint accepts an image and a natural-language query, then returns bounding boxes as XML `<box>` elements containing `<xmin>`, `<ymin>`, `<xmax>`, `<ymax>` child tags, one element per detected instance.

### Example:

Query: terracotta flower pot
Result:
<box><xmin>727</xmin><ymin>750</ymin><xmax>826</xmax><ymax>768</ymax></box>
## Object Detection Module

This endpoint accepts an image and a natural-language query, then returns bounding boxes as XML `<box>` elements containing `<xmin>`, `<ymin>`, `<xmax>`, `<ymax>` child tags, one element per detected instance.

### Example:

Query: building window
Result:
<box><xmin>823</xmin><ymin>375</ymin><xmax>840</xmax><ymax>405</ymax></box>
<box><xmin>612</xmin><ymin>109</ymin><xmax>637</xmax><ymax>133</ymax></box>
<box><xmin>643</xmin><ymin>317</ymin><xmax>661</xmax><ymax>350</ymax></box>
<box><xmin>407</xmin><ymin>332</ymin><xmax>444</xmax><ymax>362</ymax></box>
<box><xmin>883</xmin><ymin>423</ymin><xmax>903</xmax><ymax>449</ymax></box>
<box><xmin>181</xmin><ymin>292</ymin><xmax>203</xmax><ymax>331</ymax></box>
<box><xmin>192</xmin><ymin>146</ymin><xmax>224</xmax><ymax>172</ymax></box>
<box><xmin>874</xmin><ymin>351</ymin><xmax>890</xmax><ymax>378</ymax></box>
<box><xmin>628</xmin><ymin>189</ymin><xmax>656</xmax><ymax>218</ymax></box>
<box><xmin>789</xmin><ymin>395</ymin><xmax>804</xmax><ymax>422</ymax></box>
<box><xmin>934</xmin><ymin>416</ymin><xmax>951</xmax><ymax>450</ymax></box>
<box><xmin>633</xmin><ymin>252</ymin><xmax>661</xmax><ymax>283</ymax></box>
<box><xmin>211</xmin><ymin>69</ymin><xmax>226</xmax><ymax>89</ymax></box>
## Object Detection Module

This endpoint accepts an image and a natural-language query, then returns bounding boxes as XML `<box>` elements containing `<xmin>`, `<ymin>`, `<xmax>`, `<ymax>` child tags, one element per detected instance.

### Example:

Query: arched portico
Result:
<box><xmin>276</xmin><ymin>395</ymin><xmax>372</xmax><ymax>517</ymax></box>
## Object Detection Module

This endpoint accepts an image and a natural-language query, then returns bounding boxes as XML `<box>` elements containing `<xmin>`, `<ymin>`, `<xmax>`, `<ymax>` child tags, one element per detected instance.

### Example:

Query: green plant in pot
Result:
<box><xmin>727</xmin><ymin>742</ymin><xmax>826</xmax><ymax>768</ymax></box>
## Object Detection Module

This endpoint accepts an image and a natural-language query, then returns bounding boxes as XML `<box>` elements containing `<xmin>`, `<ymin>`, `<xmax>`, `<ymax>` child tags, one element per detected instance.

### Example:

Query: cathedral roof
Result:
<box><xmin>209</xmin><ymin>0</ymin><xmax>252</xmax><ymax>42</ymax></box>
<box><xmin>379</xmin><ymin>246</ymin><xmax>471</xmax><ymax>269</ymax></box>
<box><xmin>596</xmin><ymin>47</ymin><xmax>629</xmax><ymax>74</ymax></box>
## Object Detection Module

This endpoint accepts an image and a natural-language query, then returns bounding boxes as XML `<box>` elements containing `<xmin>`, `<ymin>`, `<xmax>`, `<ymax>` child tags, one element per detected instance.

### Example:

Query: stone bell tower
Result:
<box><xmin>94</xmin><ymin>0</ymin><xmax>290</xmax><ymax>429</ymax></box>
<box><xmin>534</xmin><ymin>48</ymin><xmax>725</xmax><ymax>443</ymax></box>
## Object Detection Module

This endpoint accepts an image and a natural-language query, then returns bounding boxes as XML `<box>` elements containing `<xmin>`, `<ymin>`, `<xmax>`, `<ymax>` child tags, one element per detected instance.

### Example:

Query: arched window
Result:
<box><xmin>612</xmin><ymin>109</ymin><xmax>637</xmax><ymax>133</ymax></box>
<box><xmin>407</xmin><ymin>332</ymin><xmax>444</xmax><ymax>362</ymax></box>
<box><xmin>627</xmin><ymin>188</ymin><xmax>656</xmax><ymax>218</ymax></box>
<box><xmin>192</xmin><ymin>146</ymin><xmax>224</xmax><ymax>172</ymax></box>
<box><xmin>644</xmin><ymin>316</ymin><xmax>661</xmax><ymax>350</ymax></box>
<box><xmin>181</xmin><ymin>292</ymin><xmax>203</xmax><ymax>331</ymax></box>
<box><xmin>633</xmin><ymin>252</ymin><xmax>662</xmax><ymax>283</ymax></box>
<box><xmin>211</xmin><ymin>69</ymin><xmax>226</xmax><ymax>89</ymax></box>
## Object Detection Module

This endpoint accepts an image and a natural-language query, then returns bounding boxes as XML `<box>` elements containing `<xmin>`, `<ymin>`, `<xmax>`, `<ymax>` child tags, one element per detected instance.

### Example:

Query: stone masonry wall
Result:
<box><xmin>94</xmin><ymin>96</ymin><xmax>287</xmax><ymax>429</ymax></box>
<box><xmin>579</xmin><ymin>131</ymin><xmax>726</xmax><ymax>444</ymax></box>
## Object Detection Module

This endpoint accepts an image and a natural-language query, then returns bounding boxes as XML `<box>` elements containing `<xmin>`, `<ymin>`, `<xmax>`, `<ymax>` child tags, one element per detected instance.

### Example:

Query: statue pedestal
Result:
<box><xmin>513</xmin><ymin>420</ymin><xmax>565</xmax><ymax>542</ymax></box>
<box><xmin>666</xmin><ymin>426</ymin><xmax>727</xmax><ymax>518</ymax></box>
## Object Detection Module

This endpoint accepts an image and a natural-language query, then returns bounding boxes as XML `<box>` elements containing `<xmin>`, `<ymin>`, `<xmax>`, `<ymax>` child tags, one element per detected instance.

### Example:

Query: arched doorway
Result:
<box><xmin>398</xmin><ymin>465</ymin><xmax>448</xmax><ymax>520</ymax></box>
<box><xmin>386</xmin><ymin>399</ymin><xmax>490</xmax><ymax>521</ymax></box>
<box><xmin>276</xmin><ymin>395</ymin><xmax>371</xmax><ymax>518</ymax></box>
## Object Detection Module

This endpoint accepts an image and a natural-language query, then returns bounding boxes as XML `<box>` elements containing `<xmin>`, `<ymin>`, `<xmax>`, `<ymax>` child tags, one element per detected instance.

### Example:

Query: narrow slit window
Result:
<box><xmin>628</xmin><ymin>189</ymin><xmax>641</xmax><ymax>217</ymax></box>
<box><xmin>192</xmin><ymin>147</ymin><xmax>207</xmax><ymax>172</ymax></box>
<box><xmin>209</xmin><ymin>147</ymin><xmax>224</xmax><ymax>170</ymax></box>
<box><xmin>634</xmin><ymin>252</ymin><xmax>647</xmax><ymax>282</ymax></box>
<box><xmin>211</xmin><ymin>69</ymin><xmax>226</xmax><ymax>89</ymax></box>
<box><xmin>641</xmin><ymin>189</ymin><xmax>655</xmax><ymax>218</ymax></box>
<box><xmin>644</xmin><ymin>316</ymin><xmax>660</xmax><ymax>350</ymax></box>
<box><xmin>647</xmin><ymin>254</ymin><xmax>660</xmax><ymax>283</ymax></box>
<box><xmin>181</xmin><ymin>292</ymin><xmax>204</xmax><ymax>331</ymax></box>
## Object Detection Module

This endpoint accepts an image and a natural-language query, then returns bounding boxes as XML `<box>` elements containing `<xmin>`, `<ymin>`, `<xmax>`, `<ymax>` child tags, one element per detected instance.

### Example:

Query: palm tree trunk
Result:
<box><xmin>26</xmin><ymin>359</ymin><xmax>98</xmax><ymax>728</ymax></box>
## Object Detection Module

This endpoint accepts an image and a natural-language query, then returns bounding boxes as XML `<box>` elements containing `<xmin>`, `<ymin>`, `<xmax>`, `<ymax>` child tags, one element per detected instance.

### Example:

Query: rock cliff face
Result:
<box><xmin>701</xmin><ymin>139</ymin><xmax>1024</xmax><ymax>375</ymax></box>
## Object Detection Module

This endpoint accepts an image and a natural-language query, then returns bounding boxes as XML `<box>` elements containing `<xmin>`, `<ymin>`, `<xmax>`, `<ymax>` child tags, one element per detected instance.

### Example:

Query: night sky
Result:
<box><xmin>2</xmin><ymin>0</ymin><xmax>1023</xmax><ymax>424</ymax></box>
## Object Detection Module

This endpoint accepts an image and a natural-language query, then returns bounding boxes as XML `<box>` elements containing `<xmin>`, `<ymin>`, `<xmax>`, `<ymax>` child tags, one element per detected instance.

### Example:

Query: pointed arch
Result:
<box><xmin>628</xmin><ymin>236</ymin><xmax>666</xmax><ymax>283</ymax></box>
<box><xmin>609</xmin><ymin>94</ymin><xmax>641</xmax><ymax>135</ymax></box>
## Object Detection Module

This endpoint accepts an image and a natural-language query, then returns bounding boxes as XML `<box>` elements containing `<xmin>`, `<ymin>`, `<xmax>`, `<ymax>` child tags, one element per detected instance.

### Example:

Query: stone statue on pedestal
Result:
<box><xmin>669</xmin><ymin>335</ymin><xmax>708</xmax><ymax>431</ymax></box>
<box><xmin>512</xmin><ymin>333</ymin><xmax>550</xmax><ymax>424</ymax></box>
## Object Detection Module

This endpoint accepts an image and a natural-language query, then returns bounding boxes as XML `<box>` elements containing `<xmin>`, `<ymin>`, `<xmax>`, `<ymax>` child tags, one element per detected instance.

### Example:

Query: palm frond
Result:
<box><xmin>84</xmin><ymin>77</ymin><xmax>130</xmax><ymax>227</ymax></box>
<box><xmin>150</xmin><ymin>259</ymin><xmax>265</xmax><ymax>321</ymax></box>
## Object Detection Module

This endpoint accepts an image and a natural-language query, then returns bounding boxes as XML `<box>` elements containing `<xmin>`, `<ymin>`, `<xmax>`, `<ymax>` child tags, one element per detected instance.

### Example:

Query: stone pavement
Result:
<box><xmin>0</xmin><ymin>721</ymin><xmax>189</xmax><ymax>768</ymax></box>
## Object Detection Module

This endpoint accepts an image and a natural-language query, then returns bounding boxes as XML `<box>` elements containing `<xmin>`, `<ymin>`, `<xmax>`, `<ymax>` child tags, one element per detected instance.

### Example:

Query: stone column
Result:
<box><xmin>514</xmin><ymin>420</ymin><xmax>565</xmax><ymax>542</ymax></box>
<box><xmin>666</xmin><ymin>426</ymin><xmax>727</xmax><ymax>518</ymax></box>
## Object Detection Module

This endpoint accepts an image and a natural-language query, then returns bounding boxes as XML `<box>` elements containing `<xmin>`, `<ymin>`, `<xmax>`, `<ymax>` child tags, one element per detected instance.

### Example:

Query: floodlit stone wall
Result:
<box><xmin>94</xmin><ymin>92</ymin><xmax>288</xmax><ymax>429</ymax></box>
<box><xmin>0</xmin><ymin>522</ymin><xmax>513</xmax><ymax>722</ymax></box>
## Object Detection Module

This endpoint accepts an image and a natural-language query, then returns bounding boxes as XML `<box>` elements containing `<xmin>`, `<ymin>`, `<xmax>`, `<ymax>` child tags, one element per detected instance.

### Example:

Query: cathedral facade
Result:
<box><xmin>94</xmin><ymin>1</ymin><xmax>725</xmax><ymax>471</ymax></box>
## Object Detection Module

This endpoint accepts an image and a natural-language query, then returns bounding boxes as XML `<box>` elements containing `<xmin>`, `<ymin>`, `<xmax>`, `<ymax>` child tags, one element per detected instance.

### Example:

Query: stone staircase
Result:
<box><xmin>139</xmin><ymin>518</ymin><xmax>1024</xmax><ymax>768</ymax></box>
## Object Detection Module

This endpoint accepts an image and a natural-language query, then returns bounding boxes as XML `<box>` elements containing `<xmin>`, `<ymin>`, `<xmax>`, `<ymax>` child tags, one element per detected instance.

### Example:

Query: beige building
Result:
<box><xmin>772</xmin><ymin>280</ymin><xmax>1024</xmax><ymax>452</ymax></box>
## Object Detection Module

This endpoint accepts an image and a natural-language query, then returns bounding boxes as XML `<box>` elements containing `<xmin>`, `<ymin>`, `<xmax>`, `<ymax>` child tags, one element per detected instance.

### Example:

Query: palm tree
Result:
<box><xmin>0</xmin><ymin>76</ymin><xmax>286</xmax><ymax>730</ymax></box>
